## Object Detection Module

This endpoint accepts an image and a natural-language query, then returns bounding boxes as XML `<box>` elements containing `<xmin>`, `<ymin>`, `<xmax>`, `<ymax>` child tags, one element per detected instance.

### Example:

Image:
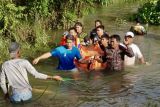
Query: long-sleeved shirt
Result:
<box><xmin>102</xmin><ymin>45</ymin><xmax>134</xmax><ymax>71</ymax></box>
<box><xmin>0</xmin><ymin>59</ymin><xmax>48</xmax><ymax>94</ymax></box>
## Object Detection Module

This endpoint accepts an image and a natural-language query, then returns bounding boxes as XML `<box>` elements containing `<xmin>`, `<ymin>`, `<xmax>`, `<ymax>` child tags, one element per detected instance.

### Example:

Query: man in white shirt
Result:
<box><xmin>0</xmin><ymin>42</ymin><xmax>63</xmax><ymax>103</ymax></box>
<box><xmin>124</xmin><ymin>31</ymin><xmax>145</xmax><ymax>66</ymax></box>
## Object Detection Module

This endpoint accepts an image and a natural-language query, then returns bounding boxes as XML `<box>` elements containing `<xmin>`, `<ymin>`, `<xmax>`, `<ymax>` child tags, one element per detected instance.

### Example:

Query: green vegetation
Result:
<box><xmin>0</xmin><ymin>0</ymin><xmax>113</xmax><ymax>63</ymax></box>
<box><xmin>134</xmin><ymin>0</ymin><xmax>160</xmax><ymax>25</ymax></box>
<box><xmin>0</xmin><ymin>0</ymin><xmax>155</xmax><ymax>63</ymax></box>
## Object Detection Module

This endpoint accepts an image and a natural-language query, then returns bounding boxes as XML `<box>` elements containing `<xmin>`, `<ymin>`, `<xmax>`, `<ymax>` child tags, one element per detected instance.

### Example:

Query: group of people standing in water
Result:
<box><xmin>33</xmin><ymin>19</ymin><xmax>146</xmax><ymax>74</ymax></box>
<box><xmin>0</xmin><ymin>19</ymin><xmax>147</xmax><ymax>103</ymax></box>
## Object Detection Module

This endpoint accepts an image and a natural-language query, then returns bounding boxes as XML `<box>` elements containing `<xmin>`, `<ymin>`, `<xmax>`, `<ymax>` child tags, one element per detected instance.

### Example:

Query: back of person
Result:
<box><xmin>1</xmin><ymin>42</ymin><xmax>62</xmax><ymax>103</ymax></box>
<box><xmin>1</xmin><ymin>59</ymin><xmax>33</xmax><ymax>103</ymax></box>
<box><xmin>2</xmin><ymin>59</ymin><xmax>31</xmax><ymax>91</ymax></box>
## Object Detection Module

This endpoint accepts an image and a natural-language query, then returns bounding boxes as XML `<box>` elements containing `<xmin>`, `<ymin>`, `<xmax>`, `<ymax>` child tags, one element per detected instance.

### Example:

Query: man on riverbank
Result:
<box><xmin>0</xmin><ymin>42</ymin><xmax>62</xmax><ymax>103</ymax></box>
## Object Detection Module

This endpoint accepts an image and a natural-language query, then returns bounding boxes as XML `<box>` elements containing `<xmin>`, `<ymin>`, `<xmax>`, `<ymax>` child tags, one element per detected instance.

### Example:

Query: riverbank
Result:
<box><xmin>0</xmin><ymin>0</ymin><xmax>150</xmax><ymax>64</ymax></box>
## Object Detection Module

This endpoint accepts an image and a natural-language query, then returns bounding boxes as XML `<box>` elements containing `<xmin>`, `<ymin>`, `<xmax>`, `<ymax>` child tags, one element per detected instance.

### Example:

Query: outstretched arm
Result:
<box><xmin>47</xmin><ymin>75</ymin><xmax>63</xmax><ymax>81</ymax></box>
<box><xmin>33</xmin><ymin>52</ymin><xmax>52</xmax><ymax>64</ymax></box>
<box><xmin>26</xmin><ymin>60</ymin><xmax>63</xmax><ymax>81</ymax></box>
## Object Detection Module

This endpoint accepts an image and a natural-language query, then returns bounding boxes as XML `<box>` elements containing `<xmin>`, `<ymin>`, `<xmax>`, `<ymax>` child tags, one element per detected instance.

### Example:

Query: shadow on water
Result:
<box><xmin>1</xmin><ymin>0</ymin><xmax>160</xmax><ymax>107</ymax></box>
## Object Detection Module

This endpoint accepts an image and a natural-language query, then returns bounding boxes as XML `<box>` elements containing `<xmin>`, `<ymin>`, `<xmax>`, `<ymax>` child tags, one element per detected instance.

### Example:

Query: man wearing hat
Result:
<box><xmin>0</xmin><ymin>42</ymin><xmax>62</xmax><ymax>103</ymax></box>
<box><xmin>33</xmin><ymin>36</ymin><xmax>86</xmax><ymax>80</ymax></box>
<box><xmin>123</xmin><ymin>31</ymin><xmax>145</xmax><ymax>66</ymax></box>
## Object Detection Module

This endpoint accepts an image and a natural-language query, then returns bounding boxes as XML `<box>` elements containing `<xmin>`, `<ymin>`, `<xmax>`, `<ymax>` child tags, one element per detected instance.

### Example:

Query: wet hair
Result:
<box><xmin>101</xmin><ymin>34</ymin><xmax>109</xmax><ymax>40</ymax></box>
<box><xmin>95</xmin><ymin>20</ymin><xmax>102</xmax><ymax>25</ymax></box>
<box><xmin>110</xmin><ymin>34</ymin><xmax>121</xmax><ymax>42</ymax></box>
<box><xmin>9</xmin><ymin>42</ymin><xmax>20</xmax><ymax>53</ymax></box>
<box><xmin>74</xmin><ymin>22</ymin><xmax>83</xmax><ymax>27</ymax></box>
<box><xmin>68</xmin><ymin>27</ymin><xmax>77</xmax><ymax>33</ymax></box>
<box><xmin>96</xmin><ymin>25</ymin><xmax>105</xmax><ymax>30</ymax></box>
<box><xmin>84</xmin><ymin>36</ymin><xmax>90</xmax><ymax>42</ymax></box>
<box><xmin>9</xmin><ymin>42</ymin><xmax>20</xmax><ymax>58</ymax></box>
<box><xmin>66</xmin><ymin>34</ymin><xmax>75</xmax><ymax>42</ymax></box>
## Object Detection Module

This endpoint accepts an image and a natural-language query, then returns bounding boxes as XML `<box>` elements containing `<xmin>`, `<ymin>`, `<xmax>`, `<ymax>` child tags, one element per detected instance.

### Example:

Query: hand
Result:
<box><xmin>89</xmin><ymin>56</ymin><xmax>95</xmax><ymax>60</ymax></box>
<box><xmin>123</xmin><ymin>39</ymin><xmax>129</xmax><ymax>46</ymax></box>
<box><xmin>94</xmin><ymin>55</ymin><xmax>100</xmax><ymax>60</ymax></box>
<box><xmin>88</xmin><ymin>56</ymin><xmax>95</xmax><ymax>63</ymax></box>
<box><xmin>52</xmin><ymin>76</ymin><xmax>64</xmax><ymax>81</ymax></box>
<box><xmin>32</xmin><ymin>58</ymin><xmax>40</xmax><ymax>64</ymax></box>
<box><xmin>94</xmin><ymin>55</ymin><xmax>103</xmax><ymax>62</ymax></box>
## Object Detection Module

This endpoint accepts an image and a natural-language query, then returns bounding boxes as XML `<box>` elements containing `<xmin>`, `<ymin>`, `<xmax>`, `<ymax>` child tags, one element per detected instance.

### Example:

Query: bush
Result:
<box><xmin>135</xmin><ymin>0</ymin><xmax>160</xmax><ymax>25</ymax></box>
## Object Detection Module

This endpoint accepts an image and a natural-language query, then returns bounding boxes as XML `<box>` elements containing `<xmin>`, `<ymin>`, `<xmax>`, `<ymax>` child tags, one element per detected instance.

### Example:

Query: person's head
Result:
<box><xmin>110</xmin><ymin>34</ymin><xmax>121</xmax><ymax>49</ymax></box>
<box><xmin>96</xmin><ymin>25</ymin><xmax>105</xmax><ymax>37</ymax></box>
<box><xmin>66</xmin><ymin>36</ymin><xmax>74</xmax><ymax>49</ymax></box>
<box><xmin>9</xmin><ymin>42</ymin><xmax>20</xmax><ymax>59</ymax></box>
<box><xmin>74</xmin><ymin>22</ymin><xmax>83</xmax><ymax>34</ymax></box>
<box><xmin>101</xmin><ymin>34</ymin><xmax>109</xmax><ymax>47</ymax></box>
<box><xmin>125</xmin><ymin>31</ymin><xmax>134</xmax><ymax>45</ymax></box>
<box><xmin>135</xmin><ymin>17</ymin><xmax>141</xmax><ymax>25</ymax></box>
<box><xmin>83</xmin><ymin>36</ymin><xmax>91</xmax><ymax>45</ymax></box>
<box><xmin>68</xmin><ymin>27</ymin><xmax>77</xmax><ymax>38</ymax></box>
<box><xmin>95</xmin><ymin>20</ymin><xmax>102</xmax><ymax>27</ymax></box>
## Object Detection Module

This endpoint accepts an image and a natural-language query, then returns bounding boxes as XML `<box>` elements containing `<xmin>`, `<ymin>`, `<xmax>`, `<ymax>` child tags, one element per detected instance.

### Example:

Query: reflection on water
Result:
<box><xmin>1</xmin><ymin>0</ymin><xmax>160</xmax><ymax>107</ymax></box>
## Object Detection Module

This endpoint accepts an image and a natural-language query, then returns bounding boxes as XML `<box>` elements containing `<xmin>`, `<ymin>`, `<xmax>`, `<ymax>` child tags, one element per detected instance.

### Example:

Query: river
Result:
<box><xmin>0</xmin><ymin>0</ymin><xmax>160</xmax><ymax>107</ymax></box>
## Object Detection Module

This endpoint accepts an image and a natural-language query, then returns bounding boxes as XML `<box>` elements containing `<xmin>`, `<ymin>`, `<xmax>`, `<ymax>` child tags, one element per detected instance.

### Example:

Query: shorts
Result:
<box><xmin>10</xmin><ymin>89</ymin><xmax>32</xmax><ymax>103</ymax></box>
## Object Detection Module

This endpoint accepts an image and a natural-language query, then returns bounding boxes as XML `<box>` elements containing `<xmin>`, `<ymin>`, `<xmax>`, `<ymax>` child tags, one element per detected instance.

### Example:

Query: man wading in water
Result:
<box><xmin>95</xmin><ymin>34</ymin><xmax>134</xmax><ymax>71</ymax></box>
<box><xmin>0</xmin><ymin>42</ymin><xmax>63</xmax><ymax>103</ymax></box>
<box><xmin>33</xmin><ymin>36</ymin><xmax>89</xmax><ymax>80</ymax></box>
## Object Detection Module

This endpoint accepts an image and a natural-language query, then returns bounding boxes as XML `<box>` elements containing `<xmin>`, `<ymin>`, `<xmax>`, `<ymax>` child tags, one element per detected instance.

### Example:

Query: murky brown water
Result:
<box><xmin>1</xmin><ymin>0</ymin><xmax>160</xmax><ymax>107</ymax></box>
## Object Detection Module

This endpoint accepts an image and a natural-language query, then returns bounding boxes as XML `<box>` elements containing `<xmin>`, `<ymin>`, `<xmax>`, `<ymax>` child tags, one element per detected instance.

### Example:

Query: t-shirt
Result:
<box><xmin>78</xmin><ymin>32</ymin><xmax>88</xmax><ymax>43</ymax></box>
<box><xmin>51</xmin><ymin>46</ymin><xmax>82</xmax><ymax>70</ymax></box>
<box><xmin>124</xmin><ymin>43</ymin><xmax>143</xmax><ymax>66</ymax></box>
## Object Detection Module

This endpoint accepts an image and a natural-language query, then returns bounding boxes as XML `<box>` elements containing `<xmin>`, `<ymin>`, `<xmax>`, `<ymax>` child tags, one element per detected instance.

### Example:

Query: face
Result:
<box><xmin>66</xmin><ymin>41</ymin><xmax>73</xmax><ymax>49</ymax></box>
<box><xmin>95</xmin><ymin>22</ymin><xmax>101</xmax><ymax>27</ymax></box>
<box><xmin>96</xmin><ymin>28</ymin><xmax>104</xmax><ymax>37</ymax></box>
<box><xmin>75</xmin><ymin>25</ymin><xmax>82</xmax><ymax>33</ymax></box>
<box><xmin>110</xmin><ymin>38</ymin><xmax>119</xmax><ymax>49</ymax></box>
<box><xmin>69</xmin><ymin>29</ymin><xmax>77</xmax><ymax>37</ymax></box>
<box><xmin>101</xmin><ymin>37</ymin><xmax>108</xmax><ymax>46</ymax></box>
<box><xmin>125</xmin><ymin>36</ymin><xmax>133</xmax><ymax>44</ymax></box>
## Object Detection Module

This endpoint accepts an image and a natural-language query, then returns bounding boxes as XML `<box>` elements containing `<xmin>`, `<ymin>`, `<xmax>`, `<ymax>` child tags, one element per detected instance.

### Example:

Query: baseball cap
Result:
<box><xmin>125</xmin><ymin>31</ymin><xmax>134</xmax><ymax>38</ymax></box>
<box><xmin>9</xmin><ymin>42</ymin><xmax>20</xmax><ymax>53</ymax></box>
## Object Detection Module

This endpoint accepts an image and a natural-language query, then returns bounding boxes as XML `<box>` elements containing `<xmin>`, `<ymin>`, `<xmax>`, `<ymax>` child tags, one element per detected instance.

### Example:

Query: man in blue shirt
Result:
<box><xmin>33</xmin><ymin>37</ymin><xmax>85</xmax><ymax>80</ymax></box>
